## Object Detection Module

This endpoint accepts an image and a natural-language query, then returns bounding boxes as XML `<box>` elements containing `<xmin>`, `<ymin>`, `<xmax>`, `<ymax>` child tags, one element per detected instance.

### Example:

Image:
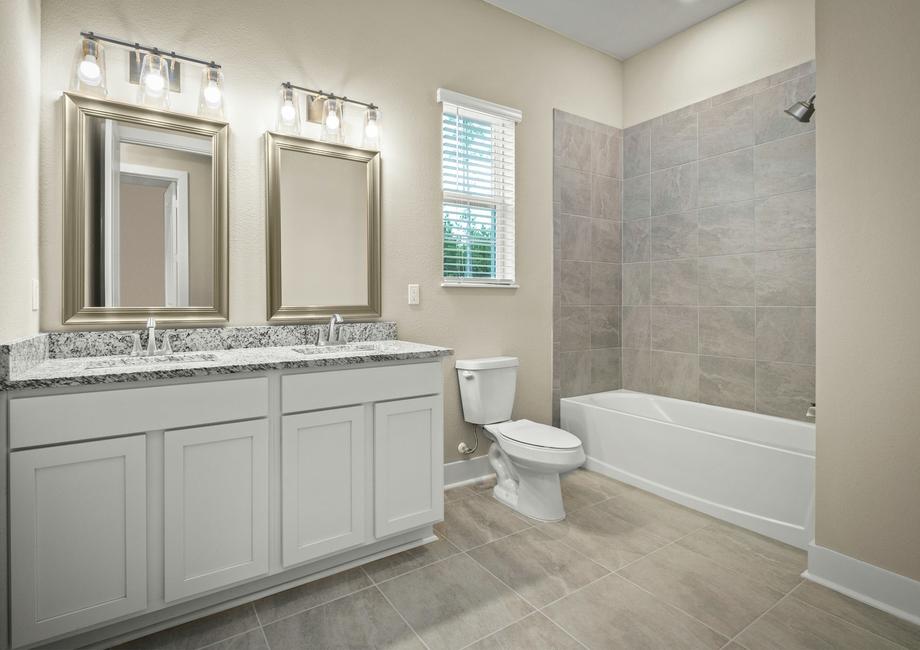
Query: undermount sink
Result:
<box><xmin>84</xmin><ymin>352</ymin><xmax>219</xmax><ymax>369</ymax></box>
<box><xmin>293</xmin><ymin>342</ymin><xmax>394</xmax><ymax>356</ymax></box>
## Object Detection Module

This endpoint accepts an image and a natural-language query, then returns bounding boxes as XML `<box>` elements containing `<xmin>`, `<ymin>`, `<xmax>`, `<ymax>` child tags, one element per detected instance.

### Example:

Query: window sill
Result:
<box><xmin>441</xmin><ymin>282</ymin><xmax>520</xmax><ymax>289</ymax></box>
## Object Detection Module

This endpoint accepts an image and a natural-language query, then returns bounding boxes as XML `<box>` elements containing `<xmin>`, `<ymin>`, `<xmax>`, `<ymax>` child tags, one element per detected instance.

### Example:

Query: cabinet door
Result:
<box><xmin>10</xmin><ymin>436</ymin><xmax>147</xmax><ymax>648</ymax></box>
<box><xmin>164</xmin><ymin>420</ymin><xmax>269</xmax><ymax>602</ymax></box>
<box><xmin>282</xmin><ymin>406</ymin><xmax>366</xmax><ymax>567</ymax></box>
<box><xmin>374</xmin><ymin>396</ymin><xmax>444</xmax><ymax>538</ymax></box>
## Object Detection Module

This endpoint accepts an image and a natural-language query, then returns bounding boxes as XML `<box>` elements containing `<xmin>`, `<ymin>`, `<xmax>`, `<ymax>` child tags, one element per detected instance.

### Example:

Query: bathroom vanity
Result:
<box><xmin>0</xmin><ymin>331</ymin><xmax>451</xmax><ymax>649</ymax></box>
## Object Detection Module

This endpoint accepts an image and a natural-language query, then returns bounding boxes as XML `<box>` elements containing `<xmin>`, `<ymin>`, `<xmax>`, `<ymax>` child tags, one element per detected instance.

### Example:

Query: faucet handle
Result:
<box><xmin>130</xmin><ymin>333</ymin><xmax>143</xmax><ymax>357</ymax></box>
<box><xmin>159</xmin><ymin>333</ymin><xmax>173</xmax><ymax>355</ymax></box>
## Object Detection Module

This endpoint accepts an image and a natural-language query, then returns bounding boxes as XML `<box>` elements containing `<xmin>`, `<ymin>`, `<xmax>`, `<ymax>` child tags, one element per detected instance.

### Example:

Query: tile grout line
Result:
<box><xmin>721</xmin><ymin>578</ymin><xmax>804</xmax><ymax>648</ymax></box>
<box><xmin>373</xmin><ymin>583</ymin><xmax>432</xmax><ymax>650</ymax></box>
<box><xmin>253</xmin><ymin>583</ymin><xmax>379</xmax><ymax>629</ymax></box>
<box><xmin>250</xmin><ymin>602</ymin><xmax>272</xmax><ymax>650</ymax></box>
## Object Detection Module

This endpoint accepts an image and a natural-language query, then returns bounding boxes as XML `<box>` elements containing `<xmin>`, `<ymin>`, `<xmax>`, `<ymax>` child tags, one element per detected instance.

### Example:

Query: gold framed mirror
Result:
<box><xmin>265</xmin><ymin>132</ymin><xmax>381</xmax><ymax>322</ymax></box>
<box><xmin>62</xmin><ymin>92</ymin><xmax>229</xmax><ymax>327</ymax></box>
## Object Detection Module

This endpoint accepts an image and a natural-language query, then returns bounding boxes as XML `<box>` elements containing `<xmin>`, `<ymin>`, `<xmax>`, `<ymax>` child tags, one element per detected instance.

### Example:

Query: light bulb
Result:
<box><xmin>364</xmin><ymin>119</ymin><xmax>378</xmax><ymax>140</ymax></box>
<box><xmin>78</xmin><ymin>55</ymin><xmax>102</xmax><ymax>86</ymax></box>
<box><xmin>203</xmin><ymin>80</ymin><xmax>222</xmax><ymax>109</ymax></box>
<box><xmin>144</xmin><ymin>70</ymin><xmax>166</xmax><ymax>96</ymax></box>
<box><xmin>325</xmin><ymin>110</ymin><xmax>340</xmax><ymax>131</ymax></box>
<box><xmin>280</xmin><ymin>100</ymin><xmax>296</xmax><ymax>124</ymax></box>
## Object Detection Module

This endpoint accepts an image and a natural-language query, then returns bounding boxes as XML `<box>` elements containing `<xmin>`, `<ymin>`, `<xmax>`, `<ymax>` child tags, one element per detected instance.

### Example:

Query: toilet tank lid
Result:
<box><xmin>455</xmin><ymin>356</ymin><xmax>520</xmax><ymax>370</ymax></box>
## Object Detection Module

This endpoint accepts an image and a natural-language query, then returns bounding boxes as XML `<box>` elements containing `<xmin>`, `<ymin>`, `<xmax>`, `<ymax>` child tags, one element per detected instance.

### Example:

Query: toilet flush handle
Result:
<box><xmin>461</xmin><ymin>371</ymin><xmax>475</xmax><ymax>380</ymax></box>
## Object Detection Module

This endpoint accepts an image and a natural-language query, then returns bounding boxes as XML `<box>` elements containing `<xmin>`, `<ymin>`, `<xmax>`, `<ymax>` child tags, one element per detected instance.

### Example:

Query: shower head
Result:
<box><xmin>785</xmin><ymin>94</ymin><xmax>816</xmax><ymax>123</ymax></box>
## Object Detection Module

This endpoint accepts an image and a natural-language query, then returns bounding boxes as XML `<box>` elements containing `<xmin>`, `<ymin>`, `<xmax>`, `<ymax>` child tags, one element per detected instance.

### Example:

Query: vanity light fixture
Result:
<box><xmin>76</xmin><ymin>31</ymin><xmax>224</xmax><ymax>117</ymax></box>
<box><xmin>277</xmin><ymin>82</ymin><xmax>382</xmax><ymax>149</ymax></box>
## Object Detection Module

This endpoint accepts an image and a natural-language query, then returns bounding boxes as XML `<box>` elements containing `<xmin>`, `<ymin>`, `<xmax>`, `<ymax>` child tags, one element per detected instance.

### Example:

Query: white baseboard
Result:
<box><xmin>444</xmin><ymin>455</ymin><xmax>494</xmax><ymax>489</ymax></box>
<box><xmin>805</xmin><ymin>542</ymin><xmax>920</xmax><ymax>626</ymax></box>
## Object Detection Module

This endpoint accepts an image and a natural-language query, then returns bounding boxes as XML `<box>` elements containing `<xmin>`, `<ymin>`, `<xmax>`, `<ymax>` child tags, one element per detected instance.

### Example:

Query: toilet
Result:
<box><xmin>456</xmin><ymin>357</ymin><xmax>585</xmax><ymax>522</ymax></box>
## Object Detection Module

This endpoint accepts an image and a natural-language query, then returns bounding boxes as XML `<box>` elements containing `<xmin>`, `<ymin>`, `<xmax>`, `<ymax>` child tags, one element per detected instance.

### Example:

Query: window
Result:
<box><xmin>438</xmin><ymin>89</ymin><xmax>522</xmax><ymax>287</ymax></box>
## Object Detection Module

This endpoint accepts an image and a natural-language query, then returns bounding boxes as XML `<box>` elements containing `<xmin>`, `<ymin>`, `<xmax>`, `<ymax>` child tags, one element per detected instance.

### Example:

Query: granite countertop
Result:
<box><xmin>1</xmin><ymin>340</ymin><xmax>453</xmax><ymax>391</ymax></box>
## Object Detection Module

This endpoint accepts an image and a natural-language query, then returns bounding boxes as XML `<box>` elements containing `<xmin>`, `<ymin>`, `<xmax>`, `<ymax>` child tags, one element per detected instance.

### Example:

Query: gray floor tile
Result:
<box><xmin>114</xmin><ymin>605</ymin><xmax>261</xmax><ymax>650</ymax></box>
<box><xmin>468</xmin><ymin>527</ymin><xmax>609</xmax><ymax>607</ymax></box>
<box><xmin>560</xmin><ymin>468</ymin><xmax>633</xmax><ymax>512</ymax></box>
<box><xmin>789</xmin><ymin>580</ymin><xmax>920</xmax><ymax>649</ymax></box>
<box><xmin>734</xmin><ymin>596</ymin><xmax>904</xmax><ymax>650</ymax></box>
<box><xmin>444</xmin><ymin>485</ymin><xmax>478</xmax><ymax>503</ymax></box>
<box><xmin>538</xmin><ymin>500</ymin><xmax>671</xmax><ymax>571</ymax></box>
<box><xmin>253</xmin><ymin>567</ymin><xmax>372</xmax><ymax>625</ymax></box>
<box><xmin>465</xmin><ymin>612</ymin><xmax>582</xmax><ymax>650</ymax></box>
<box><xmin>377</xmin><ymin>554</ymin><xmax>533</xmax><ymax>650</ymax></box>
<box><xmin>676</xmin><ymin>521</ymin><xmax>806</xmax><ymax>594</ymax></box>
<box><xmin>363</xmin><ymin>533</ymin><xmax>460</xmax><ymax>584</ymax></box>
<box><xmin>201</xmin><ymin>629</ymin><xmax>268</xmax><ymax>650</ymax></box>
<box><xmin>619</xmin><ymin>543</ymin><xmax>784</xmax><ymax>637</ymax></box>
<box><xmin>261</xmin><ymin>587</ymin><xmax>423</xmax><ymax>650</ymax></box>
<box><xmin>543</xmin><ymin>574</ymin><xmax>727</xmax><ymax>649</ymax></box>
<box><xmin>435</xmin><ymin>492</ymin><xmax>531</xmax><ymax>551</ymax></box>
<box><xmin>599</xmin><ymin>488</ymin><xmax>713</xmax><ymax>542</ymax></box>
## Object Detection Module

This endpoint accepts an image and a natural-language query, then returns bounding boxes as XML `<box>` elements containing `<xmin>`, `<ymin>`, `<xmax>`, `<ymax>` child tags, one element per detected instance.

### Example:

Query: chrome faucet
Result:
<box><xmin>130</xmin><ymin>317</ymin><xmax>172</xmax><ymax>357</ymax></box>
<box><xmin>319</xmin><ymin>313</ymin><xmax>345</xmax><ymax>346</ymax></box>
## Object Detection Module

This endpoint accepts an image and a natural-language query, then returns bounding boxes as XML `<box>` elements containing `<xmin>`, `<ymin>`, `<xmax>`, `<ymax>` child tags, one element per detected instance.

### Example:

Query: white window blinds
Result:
<box><xmin>438</xmin><ymin>89</ymin><xmax>522</xmax><ymax>287</ymax></box>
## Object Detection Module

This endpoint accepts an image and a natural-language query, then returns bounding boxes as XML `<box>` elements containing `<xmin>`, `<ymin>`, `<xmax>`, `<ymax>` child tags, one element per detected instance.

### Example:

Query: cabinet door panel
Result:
<box><xmin>282</xmin><ymin>406</ymin><xmax>366</xmax><ymax>566</ymax></box>
<box><xmin>10</xmin><ymin>436</ymin><xmax>147</xmax><ymax>648</ymax></box>
<box><xmin>164</xmin><ymin>420</ymin><xmax>269</xmax><ymax>602</ymax></box>
<box><xmin>374</xmin><ymin>396</ymin><xmax>443</xmax><ymax>538</ymax></box>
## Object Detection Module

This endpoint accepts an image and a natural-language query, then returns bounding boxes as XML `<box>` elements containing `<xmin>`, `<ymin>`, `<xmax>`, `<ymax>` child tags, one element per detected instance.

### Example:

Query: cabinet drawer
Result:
<box><xmin>10</xmin><ymin>376</ymin><xmax>268</xmax><ymax>448</ymax></box>
<box><xmin>282</xmin><ymin>362</ymin><xmax>442</xmax><ymax>414</ymax></box>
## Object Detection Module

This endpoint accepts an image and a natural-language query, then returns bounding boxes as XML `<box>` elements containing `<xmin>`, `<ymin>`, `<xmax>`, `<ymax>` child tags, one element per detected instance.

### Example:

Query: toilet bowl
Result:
<box><xmin>455</xmin><ymin>357</ymin><xmax>585</xmax><ymax>521</ymax></box>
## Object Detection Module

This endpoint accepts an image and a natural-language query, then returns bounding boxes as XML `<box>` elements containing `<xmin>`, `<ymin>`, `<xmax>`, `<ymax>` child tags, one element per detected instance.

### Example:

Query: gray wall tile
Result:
<box><xmin>651</xmin><ymin>163</ymin><xmax>698</xmax><ymax>216</ymax></box>
<box><xmin>623</xmin><ymin>219</ymin><xmax>650</xmax><ymax>263</ymax></box>
<box><xmin>699</xmin><ymin>254</ymin><xmax>755</xmax><ymax>306</ymax></box>
<box><xmin>754</xmin><ymin>74</ymin><xmax>816</xmax><ymax>144</ymax></box>
<box><xmin>699</xmin><ymin>202</ymin><xmax>755</xmax><ymax>256</ymax></box>
<box><xmin>562</xmin><ymin>215</ymin><xmax>592</xmax><ymax>261</ymax></box>
<box><xmin>651</xmin><ymin>306</ymin><xmax>699</xmax><ymax>353</ymax></box>
<box><xmin>561</xmin><ymin>350</ymin><xmax>591</xmax><ymax>398</ymax></box>
<box><xmin>592</xmin><ymin>218</ymin><xmax>621</xmax><ymax>263</ymax></box>
<box><xmin>561</xmin><ymin>260</ymin><xmax>590</xmax><ymax>305</ymax></box>
<box><xmin>652</xmin><ymin>259</ymin><xmax>698</xmax><ymax>305</ymax></box>
<box><xmin>553</xmin><ymin>202</ymin><xmax>562</xmax><ymax>252</ymax></box>
<box><xmin>624</xmin><ymin>122</ymin><xmax>651</xmax><ymax>179</ymax></box>
<box><xmin>623</xmin><ymin>262</ymin><xmax>651</xmax><ymax>305</ymax></box>
<box><xmin>699</xmin><ymin>307</ymin><xmax>755</xmax><ymax>358</ymax></box>
<box><xmin>700</xmin><ymin>96</ymin><xmax>754</xmax><ymax>158</ymax></box>
<box><xmin>559</xmin><ymin>166</ymin><xmax>592</xmax><ymax>216</ymax></box>
<box><xmin>767</xmin><ymin>60</ymin><xmax>815</xmax><ymax>86</ymax></box>
<box><xmin>755</xmin><ymin>361</ymin><xmax>815</xmax><ymax>420</ymax></box>
<box><xmin>755</xmin><ymin>249</ymin><xmax>816</xmax><ymax>306</ymax></box>
<box><xmin>622</xmin><ymin>348</ymin><xmax>651</xmax><ymax>392</ymax></box>
<box><xmin>560</xmin><ymin>305</ymin><xmax>589</xmax><ymax>351</ymax></box>
<box><xmin>651</xmin><ymin>211</ymin><xmax>699</xmax><ymax>261</ymax></box>
<box><xmin>590</xmin><ymin>348</ymin><xmax>622</xmax><ymax>392</ymax></box>
<box><xmin>652</xmin><ymin>112</ymin><xmax>698</xmax><ymax>170</ymax></box>
<box><xmin>700</xmin><ymin>356</ymin><xmax>755</xmax><ymax>411</ymax></box>
<box><xmin>590</xmin><ymin>262</ymin><xmax>621</xmax><ymax>306</ymax></box>
<box><xmin>555</xmin><ymin>120</ymin><xmax>592</xmax><ymax>171</ymax></box>
<box><xmin>650</xmin><ymin>351</ymin><xmax>700</xmax><ymax>401</ymax></box>
<box><xmin>592</xmin><ymin>175</ymin><xmax>622</xmax><ymax>220</ymax></box>
<box><xmin>754</xmin><ymin>189</ymin><xmax>815</xmax><ymax>251</ymax></box>
<box><xmin>754</xmin><ymin>132</ymin><xmax>816</xmax><ymax>197</ymax></box>
<box><xmin>590</xmin><ymin>305</ymin><xmax>621</xmax><ymax>348</ymax></box>
<box><xmin>698</xmin><ymin>148</ymin><xmax>754</xmax><ymax>207</ymax></box>
<box><xmin>755</xmin><ymin>307</ymin><xmax>816</xmax><ymax>364</ymax></box>
<box><xmin>592</xmin><ymin>131</ymin><xmax>621</xmax><ymax>178</ymax></box>
<box><xmin>623</xmin><ymin>174</ymin><xmax>651</xmax><ymax>220</ymax></box>
<box><xmin>622</xmin><ymin>305</ymin><xmax>651</xmax><ymax>349</ymax></box>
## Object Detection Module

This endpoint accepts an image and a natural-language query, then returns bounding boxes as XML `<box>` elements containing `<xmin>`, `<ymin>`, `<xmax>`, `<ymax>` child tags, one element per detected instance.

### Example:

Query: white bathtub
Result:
<box><xmin>561</xmin><ymin>390</ymin><xmax>815</xmax><ymax>548</ymax></box>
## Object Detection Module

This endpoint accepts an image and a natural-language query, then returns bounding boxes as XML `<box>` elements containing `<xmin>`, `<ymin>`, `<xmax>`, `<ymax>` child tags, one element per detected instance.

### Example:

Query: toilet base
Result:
<box><xmin>487</xmin><ymin>442</ymin><xmax>568</xmax><ymax>522</ymax></box>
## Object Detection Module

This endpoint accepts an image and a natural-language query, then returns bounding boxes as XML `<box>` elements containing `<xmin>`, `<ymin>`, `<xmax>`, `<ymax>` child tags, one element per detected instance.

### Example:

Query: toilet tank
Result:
<box><xmin>455</xmin><ymin>357</ymin><xmax>519</xmax><ymax>424</ymax></box>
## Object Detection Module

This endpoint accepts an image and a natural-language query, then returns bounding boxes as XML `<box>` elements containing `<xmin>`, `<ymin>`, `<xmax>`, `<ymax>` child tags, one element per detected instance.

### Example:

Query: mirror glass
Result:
<box><xmin>279</xmin><ymin>149</ymin><xmax>367</xmax><ymax>306</ymax></box>
<box><xmin>84</xmin><ymin>117</ymin><xmax>213</xmax><ymax>308</ymax></box>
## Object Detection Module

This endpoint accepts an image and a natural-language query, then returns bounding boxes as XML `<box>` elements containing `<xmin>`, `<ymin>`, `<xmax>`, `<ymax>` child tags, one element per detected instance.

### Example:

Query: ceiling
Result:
<box><xmin>483</xmin><ymin>0</ymin><xmax>746</xmax><ymax>60</ymax></box>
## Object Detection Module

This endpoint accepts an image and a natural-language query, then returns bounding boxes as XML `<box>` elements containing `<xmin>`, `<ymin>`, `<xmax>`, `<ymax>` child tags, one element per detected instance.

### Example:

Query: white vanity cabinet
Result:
<box><xmin>9</xmin><ymin>436</ymin><xmax>148</xmax><ymax>649</ymax></box>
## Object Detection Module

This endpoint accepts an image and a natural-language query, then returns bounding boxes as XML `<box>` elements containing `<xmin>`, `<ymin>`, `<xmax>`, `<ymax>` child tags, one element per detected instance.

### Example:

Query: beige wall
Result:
<box><xmin>815</xmin><ymin>0</ymin><xmax>920</xmax><ymax>582</ymax></box>
<box><xmin>38</xmin><ymin>0</ymin><xmax>623</xmax><ymax>462</ymax></box>
<box><xmin>0</xmin><ymin>0</ymin><xmax>41</xmax><ymax>342</ymax></box>
<box><xmin>623</xmin><ymin>0</ymin><xmax>815</xmax><ymax>127</ymax></box>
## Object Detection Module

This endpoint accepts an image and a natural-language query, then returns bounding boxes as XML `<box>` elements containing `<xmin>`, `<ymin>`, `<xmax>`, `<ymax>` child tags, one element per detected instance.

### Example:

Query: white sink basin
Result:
<box><xmin>85</xmin><ymin>352</ymin><xmax>219</xmax><ymax>369</ymax></box>
<box><xmin>293</xmin><ymin>342</ymin><xmax>394</xmax><ymax>356</ymax></box>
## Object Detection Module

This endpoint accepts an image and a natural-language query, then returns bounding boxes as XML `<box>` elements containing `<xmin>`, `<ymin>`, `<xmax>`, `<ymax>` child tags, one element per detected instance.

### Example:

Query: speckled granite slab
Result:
<box><xmin>1</xmin><ymin>340</ymin><xmax>452</xmax><ymax>391</ymax></box>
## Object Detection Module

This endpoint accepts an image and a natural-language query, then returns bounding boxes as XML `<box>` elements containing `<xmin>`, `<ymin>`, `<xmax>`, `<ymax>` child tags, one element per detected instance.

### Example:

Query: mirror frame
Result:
<box><xmin>62</xmin><ymin>92</ymin><xmax>229</xmax><ymax>327</ymax></box>
<box><xmin>265</xmin><ymin>132</ymin><xmax>381</xmax><ymax>323</ymax></box>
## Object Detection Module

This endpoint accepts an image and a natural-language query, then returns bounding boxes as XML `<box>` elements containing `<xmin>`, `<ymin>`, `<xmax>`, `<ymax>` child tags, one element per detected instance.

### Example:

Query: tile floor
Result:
<box><xmin>114</xmin><ymin>470</ymin><xmax>920</xmax><ymax>650</ymax></box>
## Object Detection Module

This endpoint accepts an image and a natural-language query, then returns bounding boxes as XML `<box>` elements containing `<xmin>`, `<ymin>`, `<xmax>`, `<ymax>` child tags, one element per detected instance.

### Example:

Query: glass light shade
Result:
<box><xmin>321</xmin><ymin>98</ymin><xmax>344</xmax><ymax>142</ymax></box>
<box><xmin>137</xmin><ymin>53</ymin><xmax>170</xmax><ymax>109</ymax></box>
<box><xmin>198</xmin><ymin>66</ymin><xmax>224</xmax><ymax>118</ymax></box>
<box><xmin>363</xmin><ymin>107</ymin><xmax>381</xmax><ymax>149</ymax></box>
<box><xmin>276</xmin><ymin>86</ymin><xmax>300</xmax><ymax>134</ymax></box>
<box><xmin>72</xmin><ymin>38</ymin><xmax>107</xmax><ymax>96</ymax></box>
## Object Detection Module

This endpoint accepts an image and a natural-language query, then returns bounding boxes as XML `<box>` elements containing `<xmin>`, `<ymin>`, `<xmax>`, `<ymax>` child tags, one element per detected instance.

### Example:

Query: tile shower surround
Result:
<box><xmin>554</xmin><ymin>60</ymin><xmax>816</xmax><ymax>422</ymax></box>
<box><xmin>552</xmin><ymin>110</ymin><xmax>623</xmax><ymax>425</ymax></box>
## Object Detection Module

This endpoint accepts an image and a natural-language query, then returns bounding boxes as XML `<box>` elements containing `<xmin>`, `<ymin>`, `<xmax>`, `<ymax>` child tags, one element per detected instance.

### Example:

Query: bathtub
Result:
<box><xmin>561</xmin><ymin>390</ymin><xmax>814</xmax><ymax>549</ymax></box>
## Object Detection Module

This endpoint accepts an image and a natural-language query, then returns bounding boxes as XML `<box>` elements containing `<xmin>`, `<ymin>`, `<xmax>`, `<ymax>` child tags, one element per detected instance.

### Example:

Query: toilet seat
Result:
<box><xmin>490</xmin><ymin>419</ymin><xmax>582</xmax><ymax>450</ymax></box>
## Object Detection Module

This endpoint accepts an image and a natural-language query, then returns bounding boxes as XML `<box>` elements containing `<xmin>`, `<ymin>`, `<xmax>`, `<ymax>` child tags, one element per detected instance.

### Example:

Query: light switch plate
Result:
<box><xmin>407</xmin><ymin>284</ymin><xmax>420</xmax><ymax>305</ymax></box>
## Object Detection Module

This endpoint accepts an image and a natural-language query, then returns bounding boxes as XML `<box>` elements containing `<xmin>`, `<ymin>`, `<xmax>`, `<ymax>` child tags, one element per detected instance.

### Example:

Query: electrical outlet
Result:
<box><xmin>408</xmin><ymin>284</ymin><xmax>420</xmax><ymax>305</ymax></box>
